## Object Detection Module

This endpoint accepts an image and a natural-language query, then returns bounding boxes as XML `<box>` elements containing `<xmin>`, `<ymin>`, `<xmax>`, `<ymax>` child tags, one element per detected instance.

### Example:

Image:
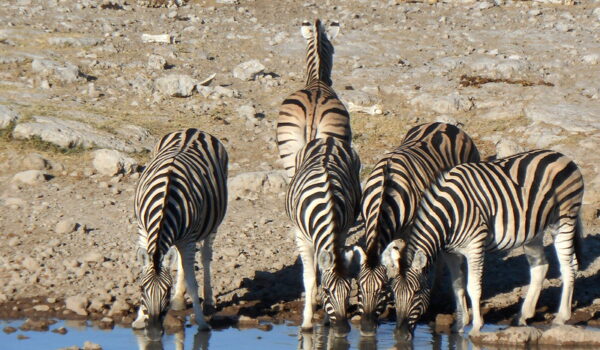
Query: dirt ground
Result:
<box><xmin>1</xmin><ymin>0</ymin><xmax>600</xmax><ymax>336</ymax></box>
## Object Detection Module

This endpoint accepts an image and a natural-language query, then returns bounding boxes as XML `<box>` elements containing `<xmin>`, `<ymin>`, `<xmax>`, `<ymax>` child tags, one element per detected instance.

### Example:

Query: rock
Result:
<box><xmin>582</xmin><ymin>53</ymin><xmax>600</xmax><ymax>65</ymax></box>
<box><xmin>92</xmin><ymin>149</ymin><xmax>138</xmax><ymax>176</ymax></box>
<box><xmin>98</xmin><ymin>317</ymin><xmax>115</xmax><ymax>330</ymax></box>
<box><xmin>48</xmin><ymin>37</ymin><xmax>103</xmax><ymax>47</ymax></box>
<box><xmin>52</xmin><ymin>327</ymin><xmax>68</xmax><ymax>335</ymax></box>
<box><xmin>83</xmin><ymin>341</ymin><xmax>102</xmax><ymax>350</ymax></box>
<box><xmin>462</xmin><ymin>54</ymin><xmax>530</xmax><ymax>79</ymax></box>
<box><xmin>524</xmin><ymin>98</ymin><xmax>600</xmax><ymax>133</ymax></box>
<box><xmin>12</xmin><ymin>170</ymin><xmax>49</xmax><ymax>185</ymax></box>
<box><xmin>338</xmin><ymin>90</ymin><xmax>380</xmax><ymax>108</ymax></box>
<box><xmin>82</xmin><ymin>252</ymin><xmax>105</xmax><ymax>264</ymax></box>
<box><xmin>108</xmin><ymin>298</ymin><xmax>131</xmax><ymax>316</ymax></box>
<box><xmin>470</xmin><ymin>326</ymin><xmax>543</xmax><ymax>346</ymax></box>
<box><xmin>13</xmin><ymin>116</ymin><xmax>145</xmax><ymax>152</ymax></box>
<box><xmin>233</xmin><ymin>60</ymin><xmax>265</xmax><ymax>81</ymax></box>
<box><xmin>19</xmin><ymin>318</ymin><xmax>52</xmax><ymax>331</ymax></box>
<box><xmin>228</xmin><ymin>171</ymin><xmax>288</xmax><ymax>200</ymax></box>
<box><xmin>33</xmin><ymin>305</ymin><xmax>50</xmax><ymax>312</ymax></box>
<box><xmin>155</xmin><ymin>74</ymin><xmax>197</xmax><ymax>97</ymax></box>
<box><xmin>55</xmin><ymin>219</ymin><xmax>77</xmax><ymax>234</ymax></box>
<box><xmin>141</xmin><ymin>33</ymin><xmax>172</xmax><ymax>44</ymax></box>
<box><xmin>495</xmin><ymin>139</ymin><xmax>525</xmax><ymax>158</ymax></box>
<box><xmin>434</xmin><ymin>314</ymin><xmax>454</xmax><ymax>333</ymax></box>
<box><xmin>3</xmin><ymin>197</ymin><xmax>26</xmax><ymax>209</ymax></box>
<box><xmin>0</xmin><ymin>105</ymin><xmax>20</xmax><ymax>128</ymax></box>
<box><xmin>3</xmin><ymin>326</ymin><xmax>17</xmax><ymax>334</ymax></box>
<box><xmin>65</xmin><ymin>295</ymin><xmax>89</xmax><ymax>316</ymax></box>
<box><xmin>435</xmin><ymin>115</ymin><xmax>460</xmax><ymax>126</ymax></box>
<box><xmin>410</xmin><ymin>92</ymin><xmax>473</xmax><ymax>114</ymax></box>
<box><xmin>238</xmin><ymin>315</ymin><xmax>259</xmax><ymax>327</ymax></box>
<box><xmin>538</xmin><ymin>325</ymin><xmax>600</xmax><ymax>346</ymax></box>
<box><xmin>31</xmin><ymin>59</ymin><xmax>80</xmax><ymax>83</ymax></box>
<box><xmin>21</xmin><ymin>153</ymin><xmax>51</xmax><ymax>170</ymax></box>
<box><xmin>163</xmin><ymin>314</ymin><xmax>184</xmax><ymax>333</ymax></box>
<box><xmin>148</xmin><ymin>54</ymin><xmax>166</xmax><ymax>70</ymax></box>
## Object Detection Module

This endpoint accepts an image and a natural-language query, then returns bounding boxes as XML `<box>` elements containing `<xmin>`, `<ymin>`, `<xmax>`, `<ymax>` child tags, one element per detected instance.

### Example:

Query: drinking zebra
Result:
<box><xmin>355</xmin><ymin>122</ymin><xmax>480</xmax><ymax>336</ymax></box>
<box><xmin>286</xmin><ymin>137</ymin><xmax>361</xmax><ymax>337</ymax></box>
<box><xmin>277</xmin><ymin>19</ymin><xmax>351</xmax><ymax>178</ymax></box>
<box><xmin>132</xmin><ymin>129</ymin><xmax>228</xmax><ymax>338</ymax></box>
<box><xmin>383</xmin><ymin>149</ymin><xmax>584</xmax><ymax>339</ymax></box>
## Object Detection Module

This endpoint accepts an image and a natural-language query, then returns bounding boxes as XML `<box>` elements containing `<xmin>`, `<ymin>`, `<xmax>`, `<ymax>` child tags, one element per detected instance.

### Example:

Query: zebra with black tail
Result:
<box><xmin>383</xmin><ymin>149</ymin><xmax>584</xmax><ymax>340</ymax></box>
<box><xmin>277</xmin><ymin>19</ymin><xmax>351</xmax><ymax>178</ymax></box>
<box><xmin>286</xmin><ymin>137</ymin><xmax>361</xmax><ymax>337</ymax></box>
<box><xmin>132</xmin><ymin>129</ymin><xmax>228</xmax><ymax>339</ymax></box>
<box><xmin>354</xmin><ymin>122</ymin><xmax>480</xmax><ymax>336</ymax></box>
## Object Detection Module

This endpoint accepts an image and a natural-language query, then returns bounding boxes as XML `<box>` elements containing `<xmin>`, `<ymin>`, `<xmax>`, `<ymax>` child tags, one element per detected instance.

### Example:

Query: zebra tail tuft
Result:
<box><xmin>574</xmin><ymin>215</ymin><xmax>584</xmax><ymax>270</ymax></box>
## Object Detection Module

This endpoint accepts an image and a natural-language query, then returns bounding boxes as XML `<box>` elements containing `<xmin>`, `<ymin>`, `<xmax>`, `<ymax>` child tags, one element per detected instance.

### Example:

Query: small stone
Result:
<box><xmin>3</xmin><ymin>326</ymin><xmax>17</xmax><ymax>334</ymax></box>
<box><xmin>495</xmin><ymin>139</ymin><xmax>525</xmax><ymax>158</ymax></box>
<box><xmin>12</xmin><ymin>170</ymin><xmax>49</xmax><ymax>185</ymax></box>
<box><xmin>92</xmin><ymin>149</ymin><xmax>138</xmax><ymax>176</ymax></box>
<box><xmin>47</xmin><ymin>297</ymin><xmax>57</xmax><ymax>303</ymax></box>
<box><xmin>141</xmin><ymin>33</ymin><xmax>172</xmax><ymax>44</ymax></box>
<box><xmin>155</xmin><ymin>74</ymin><xmax>197</xmax><ymax>97</ymax></box>
<box><xmin>83</xmin><ymin>341</ymin><xmax>103</xmax><ymax>350</ymax></box>
<box><xmin>19</xmin><ymin>318</ymin><xmax>51</xmax><ymax>331</ymax></box>
<box><xmin>65</xmin><ymin>295</ymin><xmax>89</xmax><ymax>316</ymax></box>
<box><xmin>435</xmin><ymin>313</ymin><xmax>454</xmax><ymax>333</ymax></box>
<box><xmin>108</xmin><ymin>298</ymin><xmax>131</xmax><ymax>316</ymax></box>
<box><xmin>148</xmin><ymin>54</ymin><xmax>166</xmax><ymax>70</ymax></box>
<box><xmin>98</xmin><ymin>317</ymin><xmax>114</xmax><ymax>330</ymax></box>
<box><xmin>31</xmin><ymin>59</ymin><xmax>80</xmax><ymax>83</ymax></box>
<box><xmin>582</xmin><ymin>53</ymin><xmax>600</xmax><ymax>65</ymax></box>
<box><xmin>33</xmin><ymin>305</ymin><xmax>50</xmax><ymax>312</ymax></box>
<box><xmin>21</xmin><ymin>256</ymin><xmax>40</xmax><ymax>271</ymax></box>
<box><xmin>55</xmin><ymin>219</ymin><xmax>77</xmax><ymax>234</ymax></box>
<box><xmin>3</xmin><ymin>197</ymin><xmax>26</xmax><ymax>210</ymax></box>
<box><xmin>21</xmin><ymin>153</ymin><xmax>51</xmax><ymax>170</ymax></box>
<box><xmin>233</xmin><ymin>60</ymin><xmax>265</xmax><ymax>81</ymax></box>
<box><xmin>52</xmin><ymin>327</ymin><xmax>68</xmax><ymax>335</ymax></box>
<box><xmin>470</xmin><ymin>326</ymin><xmax>543</xmax><ymax>346</ymax></box>
<box><xmin>0</xmin><ymin>105</ymin><xmax>20</xmax><ymax>128</ymax></box>
<box><xmin>82</xmin><ymin>252</ymin><xmax>105</xmax><ymax>263</ymax></box>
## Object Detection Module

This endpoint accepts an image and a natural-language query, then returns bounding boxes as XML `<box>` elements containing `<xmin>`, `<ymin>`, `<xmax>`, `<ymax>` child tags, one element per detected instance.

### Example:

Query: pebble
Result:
<box><xmin>19</xmin><ymin>318</ymin><xmax>52</xmax><ymax>331</ymax></box>
<box><xmin>52</xmin><ymin>327</ymin><xmax>68</xmax><ymax>335</ymax></box>
<box><xmin>65</xmin><ymin>295</ymin><xmax>89</xmax><ymax>316</ymax></box>
<box><xmin>33</xmin><ymin>304</ymin><xmax>50</xmax><ymax>312</ymax></box>
<box><xmin>233</xmin><ymin>60</ymin><xmax>265</xmax><ymax>81</ymax></box>
<box><xmin>3</xmin><ymin>326</ymin><xmax>17</xmax><ymax>334</ymax></box>
<box><xmin>21</xmin><ymin>256</ymin><xmax>41</xmax><ymax>271</ymax></box>
<box><xmin>148</xmin><ymin>54</ymin><xmax>167</xmax><ymax>70</ymax></box>
<box><xmin>141</xmin><ymin>33</ymin><xmax>172</xmax><ymax>44</ymax></box>
<box><xmin>92</xmin><ymin>149</ymin><xmax>138</xmax><ymax>176</ymax></box>
<box><xmin>83</xmin><ymin>341</ymin><xmax>103</xmax><ymax>350</ymax></box>
<box><xmin>12</xmin><ymin>170</ymin><xmax>48</xmax><ymax>185</ymax></box>
<box><xmin>55</xmin><ymin>219</ymin><xmax>77</xmax><ymax>234</ymax></box>
<box><xmin>82</xmin><ymin>252</ymin><xmax>105</xmax><ymax>264</ymax></box>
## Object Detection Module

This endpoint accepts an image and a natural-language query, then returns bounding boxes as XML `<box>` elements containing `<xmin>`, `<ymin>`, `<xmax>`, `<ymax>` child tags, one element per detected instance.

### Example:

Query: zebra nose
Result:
<box><xmin>394</xmin><ymin>321</ymin><xmax>412</xmax><ymax>342</ymax></box>
<box><xmin>359</xmin><ymin>314</ymin><xmax>377</xmax><ymax>336</ymax></box>
<box><xmin>145</xmin><ymin>320</ymin><xmax>164</xmax><ymax>341</ymax></box>
<box><xmin>332</xmin><ymin>319</ymin><xmax>351</xmax><ymax>338</ymax></box>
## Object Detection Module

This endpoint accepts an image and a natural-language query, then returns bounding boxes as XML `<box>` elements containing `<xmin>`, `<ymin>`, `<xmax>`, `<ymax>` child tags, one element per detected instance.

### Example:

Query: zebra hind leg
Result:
<box><xmin>552</xmin><ymin>217</ymin><xmax>580</xmax><ymax>325</ymax></box>
<box><xmin>443</xmin><ymin>253</ymin><xmax>469</xmax><ymax>333</ymax></box>
<box><xmin>517</xmin><ymin>233</ymin><xmax>549</xmax><ymax>326</ymax></box>
<box><xmin>179</xmin><ymin>245</ymin><xmax>211</xmax><ymax>331</ymax></box>
<box><xmin>465</xmin><ymin>244</ymin><xmax>485</xmax><ymax>335</ymax></box>
<box><xmin>200</xmin><ymin>233</ymin><xmax>216</xmax><ymax>314</ymax></box>
<box><xmin>171</xmin><ymin>250</ymin><xmax>187</xmax><ymax>311</ymax></box>
<box><xmin>296</xmin><ymin>235</ymin><xmax>317</xmax><ymax>332</ymax></box>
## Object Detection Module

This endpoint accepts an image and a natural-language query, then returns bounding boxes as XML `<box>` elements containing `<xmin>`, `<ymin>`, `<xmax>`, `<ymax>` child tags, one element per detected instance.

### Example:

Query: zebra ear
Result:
<box><xmin>326</xmin><ymin>21</ymin><xmax>340</xmax><ymax>40</ymax></box>
<box><xmin>381</xmin><ymin>239</ymin><xmax>406</xmax><ymax>275</ymax></box>
<box><xmin>137</xmin><ymin>248</ymin><xmax>150</xmax><ymax>267</ymax></box>
<box><xmin>162</xmin><ymin>247</ymin><xmax>178</xmax><ymax>269</ymax></box>
<box><xmin>411</xmin><ymin>250</ymin><xmax>427</xmax><ymax>273</ymax></box>
<box><xmin>343</xmin><ymin>247</ymin><xmax>361</xmax><ymax>277</ymax></box>
<box><xmin>301</xmin><ymin>21</ymin><xmax>313</xmax><ymax>39</ymax></box>
<box><xmin>318</xmin><ymin>250</ymin><xmax>335</xmax><ymax>271</ymax></box>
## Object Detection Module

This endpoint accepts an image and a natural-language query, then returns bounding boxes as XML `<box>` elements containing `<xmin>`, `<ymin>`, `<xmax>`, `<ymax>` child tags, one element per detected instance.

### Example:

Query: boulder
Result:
<box><xmin>31</xmin><ymin>59</ymin><xmax>80</xmax><ymax>83</ymax></box>
<box><xmin>65</xmin><ymin>295</ymin><xmax>89</xmax><ymax>316</ymax></box>
<box><xmin>155</xmin><ymin>74</ymin><xmax>196</xmax><ymax>97</ymax></box>
<box><xmin>538</xmin><ymin>325</ymin><xmax>600</xmax><ymax>346</ymax></box>
<box><xmin>92</xmin><ymin>149</ymin><xmax>138</xmax><ymax>176</ymax></box>
<box><xmin>470</xmin><ymin>326</ymin><xmax>543</xmax><ymax>346</ymax></box>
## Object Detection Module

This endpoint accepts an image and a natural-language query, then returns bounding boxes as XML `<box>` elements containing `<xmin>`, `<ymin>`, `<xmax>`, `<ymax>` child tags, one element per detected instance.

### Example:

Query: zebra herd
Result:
<box><xmin>130</xmin><ymin>19</ymin><xmax>585</xmax><ymax>341</ymax></box>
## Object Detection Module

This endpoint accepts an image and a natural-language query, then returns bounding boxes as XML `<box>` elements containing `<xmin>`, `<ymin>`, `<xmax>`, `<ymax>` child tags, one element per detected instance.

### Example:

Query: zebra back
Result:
<box><xmin>135</xmin><ymin>129</ymin><xmax>228</xmax><ymax>268</ymax></box>
<box><xmin>406</xmin><ymin>149</ymin><xmax>583</xmax><ymax>270</ymax></box>
<box><xmin>361</xmin><ymin>122</ymin><xmax>480</xmax><ymax>267</ymax></box>
<box><xmin>286</xmin><ymin>137</ymin><xmax>361</xmax><ymax>261</ymax></box>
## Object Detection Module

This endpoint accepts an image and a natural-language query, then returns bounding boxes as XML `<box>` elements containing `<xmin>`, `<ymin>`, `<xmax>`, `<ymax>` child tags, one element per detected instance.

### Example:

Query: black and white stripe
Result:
<box><xmin>132</xmin><ymin>129</ymin><xmax>228</xmax><ymax>336</ymax></box>
<box><xmin>355</xmin><ymin>122</ymin><xmax>480</xmax><ymax>336</ymax></box>
<box><xmin>277</xmin><ymin>19</ymin><xmax>351</xmax><ymax>179</ymax></box>
<box><xmin>286</xmin><ymin>137</ymin><xmax>361</xmax><ymax>337</ymax></box>
<box><xmin>385</xmin><ymin>149</ymin><xmax>584</xmax><ymax>339</ymax></box>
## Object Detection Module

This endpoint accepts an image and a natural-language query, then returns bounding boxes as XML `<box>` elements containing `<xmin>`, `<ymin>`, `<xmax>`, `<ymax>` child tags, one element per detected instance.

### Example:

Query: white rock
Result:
<box><xmin>47</xmin><ymin>37</ymin><xmax>103</xmax><ymax>47</ymax></box>
<box><xmin>31</xmin><ymin>59</ymin><xmax>80</xmax><ymax>83</ymax></box>
<box><xmin>82</xmin><ymin>252</ymin><xmax>105</xmax><ymax>263</ymax></box>
<box><xmin>229</xmin><ymin>170</ymin><xmax>288</xmax><ymax>200</ymax></box>
<box><xmin>55</xmin><ymin>219</ymin><xmax>77</xmax><ymax>234</ymax></box>
<box><xmin>65</xmin><ymin>295</ymin><xmax>89</xmax><ymax>316</ymax></box>
<box><xmin>582</xmin><ymin>53</ymin><xmax>600</xmax><ymax>65</ymax></box>
<box><xmin>155</xmin><ymin>74</ymin><xmax>197</xmax><ymax>97</ymax></box>
<box><xmin>13</xmin><ymin>116</ymin><xmax>144</xmax><ymax>152</ymax></box>
<box><xmin>462</xmin><ymin>55</ymin><xmax>530</xmax><ymax>79</ymax></box>
<box><xmin>83</xmin><ymin>341</ymin><xmax>102</xmax><ymax>350</ymax></box>
<box><xmin>495</xmin><ymin>139</ymin><xmax>525</xmax><ymax>158</ymax></box>
<box><xmin>411</xmin><ymin>92</ymin><xmax>473</xmax><ymax>114</ymax></box>
<box><xmin>33</xmin><ymin>305</ymin><xmax>50</xmax><ymax>312</ymax></box>
<box><xmin>12</xmin><ymin>170</ymin><xmax>48</xmax><ymax>185</ymax></box>
<box><xmin>92</xmin><ymin>149</ymin><xmax>138</xmax><ymax>176</ymax></box>
<box><xmin>0</xmin><ymin>105</ymin><xmax>20</xmax><ymax>128</ymax></box>
<box><xmin>539</xmin><ymin>325</ymin><xmax>600</xmax><ymax>346</ymax></box>
<box><xmin>3</xmin><ymin>197</ymin><xmax>26</xmax><ymax>209</ymax></box>
<box><xmin>148</xmin><ymin>54</ymin><xmax>166</xmax><ymax>70</ymax></box>
<box><xmin>233</xmin><ymin>60</ymin><xmax>265</xmax><ymax>81</ymax></box>
<box><xmin>524</xmin><ymin>98</ymin><xmax>600</xmax><ymax>133</ymax></box>
<box><xmin>21</xmin><ymin>153</ymin><xmax>50</xmax><ymax>170</ymax></box>
<box><xmin>141</xmin><ymin>33</ymin><xmax>172</xmax><ymax>44</ymax></box>
<box><xmin>435</xmin><ymin>115</ymin><xmax>460</xmax><ymax>126</ymax></box>
<box><xmin>109</xmin><ymin>298</ymin><xmax>131</xmax><ymax>316</ymax></box>
<box><xmin>21</xmin><ymin>256</ymin><xmax>40</xmax><ymax>271</ymax></box>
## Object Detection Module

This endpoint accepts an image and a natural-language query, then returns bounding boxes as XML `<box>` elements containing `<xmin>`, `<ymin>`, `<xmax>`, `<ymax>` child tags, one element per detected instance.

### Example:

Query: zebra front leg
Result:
<box><xmin>443</xmin><ymin>253</ymin><xmax>469</xmax><ymax>333</ymax></box>
<box><xmin>171</xmin><ymin>250</ymin><xmax>186</xmax><ymax>311</ymax></box>
<box><xmin>179</xmin><ymin>245</ymin><xmax>211</xmax><ymax>331</ymax></box>
<box><xmin>200</xmin><ymin>233</ymin><xmax>216</xmax><ymax>313</ymax></box>
<box><xmin>297</xmin><ymin>236</ymin><xmax>317</xmax><ymax>332</ymax></box>
<box><xmin>517</xmin><ymin>234</ymin><xmax>548</xmax><ymax>325</ymax></box>
<box><xmin>465</xmin><ymin>247</ymin><xmax>485</xmax><ymax>335</ymax></box>
<box><xmin>552</xmin><ymin>218</ymin><xmax>579</xmax><ymax>325</ymax></box>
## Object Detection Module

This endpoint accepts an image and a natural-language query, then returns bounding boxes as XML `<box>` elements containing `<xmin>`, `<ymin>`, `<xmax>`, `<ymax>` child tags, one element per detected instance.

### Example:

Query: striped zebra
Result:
<box><xmin>354</xmin><ymin>122</ymin><xmax>480</xmax><ymax>336</ymax></box>
<box><xmin>383</xmin><ymin>149</ymin><xmax>584</xmax><ymax>339</ymax></box>
<box><xmin>277</xmin><ymin>19</ymin><xmax>351</xmax><ymax>179</ymax></box>
<box><xmin>131</xmin><ymin>129</ymin><xmax>228</xmax><ymax>338</ymax></box>
<box><xmin>286</xmin><ymin>137</ymin><xmax>361</xmax><ymax>337</ymax></box>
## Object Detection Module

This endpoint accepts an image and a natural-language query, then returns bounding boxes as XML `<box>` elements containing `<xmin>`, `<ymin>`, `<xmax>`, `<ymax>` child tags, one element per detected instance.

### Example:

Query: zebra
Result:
<box><xmin>382</xmin><ymin>149</ymin><xmax>584</xmax><ymax>339</ymax></box>
<box><xmin>286</xmin><ymin>137</ymin><xmax>362</xmax><ymax>337</ymax></box>
<box><xmin>131</xmin><ymin>129</ymin><xmax>228</xmax><ymax>339</ymax></box>
<box><xmin>277</xmin><ymin>19</ymin><xmax>351</xmax><ymax>179</ymax></box>
<box><xmin>354</xmin><ymin>122</ymin><xmax>480</xmax><ymax>336</ymax></box>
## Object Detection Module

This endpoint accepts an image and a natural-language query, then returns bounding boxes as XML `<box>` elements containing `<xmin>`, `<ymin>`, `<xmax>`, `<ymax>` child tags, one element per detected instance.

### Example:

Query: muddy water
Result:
<box><xmin>0</xmin><ymin>320</ymin><xmax>501</xmax><ymax>350</ymax></box>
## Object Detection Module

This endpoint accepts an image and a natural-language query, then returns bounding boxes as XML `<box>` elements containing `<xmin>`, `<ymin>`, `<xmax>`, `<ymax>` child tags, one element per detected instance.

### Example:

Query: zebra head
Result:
<box><xmin>137</xmin><ymin>247</ymin><xmax>176</xmax><ymax>339</ymax></box>
<box><xmin>382</xmin><ymin>240</ymin><xmax>430</xmax><ymax>341</ymax></box>
<box><xmin>317</xmin><ymin>249</ymin><xmax>358</xmax><ymax>338</ymax></box>
<box><xmin>353</xmin><ymin>246</ymin><xmax>389</xmax><ymax>337</ymax></box>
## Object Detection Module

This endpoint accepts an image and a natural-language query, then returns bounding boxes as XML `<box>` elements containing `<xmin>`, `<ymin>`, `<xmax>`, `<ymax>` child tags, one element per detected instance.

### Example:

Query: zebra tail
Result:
<box><xmin>365</xmin><ymin>160</ymin><xmax>392</xmax><ymax>260</ymax></box>
<box><xmin>574</xmin><ymin>215</ymin><xmax>584</xmax><ymax>270</ymax></box>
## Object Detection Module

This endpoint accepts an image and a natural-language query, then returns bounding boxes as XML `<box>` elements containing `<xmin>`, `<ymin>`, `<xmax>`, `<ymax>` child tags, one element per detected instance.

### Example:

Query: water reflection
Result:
<box><xmin>134</xmin><ymin>329</ymin><xmax>210</xmax><ymax>350</ymax></box>
<box><xmin>298</xmin><ymin>325</ymin><xmax>350</xmax><ymax>350</ymax></box>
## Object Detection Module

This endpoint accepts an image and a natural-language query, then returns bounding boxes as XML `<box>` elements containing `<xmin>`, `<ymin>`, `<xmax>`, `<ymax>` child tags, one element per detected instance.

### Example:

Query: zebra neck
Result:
<box><xmin>305</xmin><ymin>29</ymin><xmax>333</xmax><ymax>86</ymax></box>
<box><xmin>404</xmin><ymin>226</ymin><xmax>444</xmax><ymax>272</ymax></box>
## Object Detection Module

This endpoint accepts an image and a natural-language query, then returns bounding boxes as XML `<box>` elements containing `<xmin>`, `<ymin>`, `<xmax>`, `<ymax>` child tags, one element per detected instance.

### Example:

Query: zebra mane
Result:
<box><xmin>302</xmin><ymin>19</ymin><xmax>338</xmax><ymax>86</ymax></box>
